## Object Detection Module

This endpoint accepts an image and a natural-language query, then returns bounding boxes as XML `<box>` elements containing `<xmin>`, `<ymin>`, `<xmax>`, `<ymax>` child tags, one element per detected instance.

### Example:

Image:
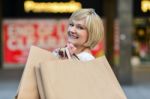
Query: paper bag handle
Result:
<box><xmin>65</xmin><ymin>48</ymin><xmax>80</xmax><ymax>60</ymax></box>
<box><xmin>65</xmin><ymin>48</ymin><xmax>72</xmax><ymax>59</ymax></box>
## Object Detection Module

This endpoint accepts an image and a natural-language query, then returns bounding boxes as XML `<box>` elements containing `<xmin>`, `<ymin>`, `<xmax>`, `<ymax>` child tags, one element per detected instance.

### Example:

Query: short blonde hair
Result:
<box><xmin>69</xmin><ymin>8</ymin><xmax>104</xmax><ymax>49</ymax></box>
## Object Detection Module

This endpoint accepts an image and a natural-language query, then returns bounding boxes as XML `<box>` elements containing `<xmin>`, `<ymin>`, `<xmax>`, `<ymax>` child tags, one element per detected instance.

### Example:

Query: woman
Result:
<box><xmin>53</xmin><ymin>8</ymin><xmax>104</xmax><ymax>61</ymax></box>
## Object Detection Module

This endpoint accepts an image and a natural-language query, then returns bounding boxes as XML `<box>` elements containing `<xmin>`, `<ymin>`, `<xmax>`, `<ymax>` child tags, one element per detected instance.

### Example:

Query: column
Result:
<box><xmin>117</xmin><ymin>0</ymin><xmax>133</xmax><ymax>84</ymax></box>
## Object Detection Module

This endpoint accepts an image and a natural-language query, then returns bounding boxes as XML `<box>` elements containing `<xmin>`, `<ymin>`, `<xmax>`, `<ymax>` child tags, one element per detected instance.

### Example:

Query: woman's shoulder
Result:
<box><xmin>52</xmin><ymin>48</ymin><xmax>95</xmax><ymax>61</ymax></box>
<box><xmin>77</xmin><ymin>52</ymin><xmax>95</xmax><ymax>61</ymax></box>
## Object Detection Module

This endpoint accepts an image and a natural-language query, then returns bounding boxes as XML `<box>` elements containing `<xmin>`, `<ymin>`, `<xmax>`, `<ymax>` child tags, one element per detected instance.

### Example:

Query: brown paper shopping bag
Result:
<box><xmin>15</xmin><ymin>46</ymin><xmax>58</xmax><ymax>99</ymax></box>
<box><xmin>35</xmin><ymin>64</ymin><xmax>46</xmax><ymax>99</ymax></box>
<box><xmin>39</xmin><ymin>56</ymin><xmax>127</xmax><ymax>99</ymax></box>
<box><xmin>34</xmin><ymin>47</ymin><xmax>78</xmax><ymax>99</ymax></box>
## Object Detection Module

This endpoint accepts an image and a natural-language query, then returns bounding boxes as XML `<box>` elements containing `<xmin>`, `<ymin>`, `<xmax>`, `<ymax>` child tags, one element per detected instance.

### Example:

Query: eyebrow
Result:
<box><xmin>70</xmin><ymin>21</ymin><xmax>86</xmax><ymax>28</ymax></box>
<box><xmin>76</xmin><ymin>23</ymin><xmax>86</xmax><ymax>27</ymax></box>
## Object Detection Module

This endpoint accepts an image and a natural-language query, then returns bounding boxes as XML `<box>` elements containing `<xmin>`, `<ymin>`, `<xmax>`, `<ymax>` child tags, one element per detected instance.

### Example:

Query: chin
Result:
<box><xmin>68</xmin><ymin>39</ymin><xmax>76</xmax><ymax>44</ymax></box>
<box><xmin>68</xmin><ymin>42</ymin><xmax>76</xmax><ymax>45</ymax></box>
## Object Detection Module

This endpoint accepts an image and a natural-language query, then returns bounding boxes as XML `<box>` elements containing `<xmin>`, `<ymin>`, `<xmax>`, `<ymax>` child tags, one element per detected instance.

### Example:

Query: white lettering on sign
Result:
<box><xmin>6</xmin><ymin>20</ymin><xmax>68</xmax><ymax>51</ymax></box>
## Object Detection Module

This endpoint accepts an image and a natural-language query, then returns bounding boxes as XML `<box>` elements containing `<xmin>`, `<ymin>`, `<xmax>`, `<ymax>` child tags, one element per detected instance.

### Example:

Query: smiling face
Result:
<box><xmin>67</xmin><ymin>19</ymin><xmax>88</xmax><ymax>48</ymax></box>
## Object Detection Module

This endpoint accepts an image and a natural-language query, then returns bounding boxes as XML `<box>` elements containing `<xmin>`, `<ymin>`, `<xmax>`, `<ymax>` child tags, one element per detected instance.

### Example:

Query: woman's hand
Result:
<box><xmin>53</xmin><ymin>43</ymin><xmax>77</xmax><ymax>58</ymax></box>
<box><xmin>66</xmin><ymin>43</ymin><xmax>77</xmax><ymax>55</ymax></box>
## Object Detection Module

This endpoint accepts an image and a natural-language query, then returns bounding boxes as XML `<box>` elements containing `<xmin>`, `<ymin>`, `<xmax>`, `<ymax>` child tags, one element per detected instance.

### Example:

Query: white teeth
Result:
<box><xmin>69</xmin><ymin>32</ymin><xmax>79</xmax><ymax>39</ymax></box>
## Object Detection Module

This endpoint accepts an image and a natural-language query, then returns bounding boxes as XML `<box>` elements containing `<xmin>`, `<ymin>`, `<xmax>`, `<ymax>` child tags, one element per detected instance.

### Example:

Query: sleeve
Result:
<box><xmin>77</xmin><ymin>52</ymin><xmax>95</xmax><ymax>61</ymax></box>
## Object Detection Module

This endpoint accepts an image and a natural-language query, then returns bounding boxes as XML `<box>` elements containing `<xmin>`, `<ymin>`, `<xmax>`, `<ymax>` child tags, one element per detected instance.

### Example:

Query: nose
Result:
<box><xmin>69</xmin><ymin>26</ymin><xmax>76</xmax><ymax>33</ymax></box>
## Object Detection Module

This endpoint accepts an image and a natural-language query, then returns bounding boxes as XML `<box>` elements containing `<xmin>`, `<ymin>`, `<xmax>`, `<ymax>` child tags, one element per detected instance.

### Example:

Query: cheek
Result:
<box><xmin>81</xmin><ymin>31</ymin><xmax>88</xmax><ymax>41</ymax></box>
<box><xmin>67</xmin><ymin>27</ymin><xmax>70</xmax><ymax>32</ymax></box>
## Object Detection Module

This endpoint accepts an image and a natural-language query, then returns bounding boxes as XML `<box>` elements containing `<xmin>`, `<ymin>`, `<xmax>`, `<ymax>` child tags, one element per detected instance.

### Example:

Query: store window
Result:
<box><xmin>132</xmin><ymin>18</ymin><xmax>150</xmax><ymax>66</ymax></box>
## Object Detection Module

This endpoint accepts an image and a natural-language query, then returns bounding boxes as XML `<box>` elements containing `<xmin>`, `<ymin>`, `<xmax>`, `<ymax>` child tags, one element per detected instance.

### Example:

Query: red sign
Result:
<box><xmin>3</xmin><ymin>19</ymin><xmax>68</xmax><ymax>64</ymax></box>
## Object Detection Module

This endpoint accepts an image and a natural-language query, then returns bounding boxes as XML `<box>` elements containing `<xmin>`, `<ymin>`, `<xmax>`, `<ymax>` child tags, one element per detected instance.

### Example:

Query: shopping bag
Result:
<box><xmin>34</xmin><ymin>47</ymin><xmax>79</xmax><ymax>99</ymax></box>
<box><xmin>15</xmin><ymin>46</ymin><xmax>58</xmax><ymax>99</ymax></box>
<box><xmin>39</xmin><ymin>56</ymin><xmax>127</xmax><ymax>99</ymax></box>
<box><xmin>35</xmin><ymin>64</ymin><xmax>46</xmax><ymax>99</ymax></box>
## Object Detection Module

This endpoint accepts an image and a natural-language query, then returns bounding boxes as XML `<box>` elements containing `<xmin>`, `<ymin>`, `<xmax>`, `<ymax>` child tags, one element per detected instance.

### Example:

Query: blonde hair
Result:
<box><xmin>69</xmin><ymin>8</ymin><xmax>104</xmax><ymax>49</ymax></box>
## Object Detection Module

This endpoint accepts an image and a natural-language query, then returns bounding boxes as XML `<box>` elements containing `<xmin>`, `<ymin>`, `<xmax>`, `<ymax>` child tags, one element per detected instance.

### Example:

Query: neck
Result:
<box><xmin>74</xmin><ymin>46</ymin><xmax>91</xmax><ymax>54</ymax></box>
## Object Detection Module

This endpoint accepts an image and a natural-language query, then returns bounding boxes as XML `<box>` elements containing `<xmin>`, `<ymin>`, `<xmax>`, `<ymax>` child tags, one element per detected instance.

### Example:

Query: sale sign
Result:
<box><xmin>3</xmin><ymin>19</ymin><xmax>68</xmax><ymax>65</ymax></box>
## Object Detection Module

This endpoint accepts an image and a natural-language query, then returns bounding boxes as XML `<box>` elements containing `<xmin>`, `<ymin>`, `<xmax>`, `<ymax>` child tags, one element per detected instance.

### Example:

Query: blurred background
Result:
<box><xmin>0</xmin><ymin>0</ymin><xmax>150</xmax><ymax>99</ymax></box>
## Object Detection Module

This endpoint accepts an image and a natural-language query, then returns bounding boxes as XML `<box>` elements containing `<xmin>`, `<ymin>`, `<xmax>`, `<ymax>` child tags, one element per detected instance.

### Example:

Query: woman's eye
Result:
<box><xmin>77</xmin><ymin>26</ymin><xmax>84</xmax><ymax>30</ymax></box>
<box><xmin>69</xmin><ymin>23</ymin><xmax>74</xmax><ymax>27</ymax></box>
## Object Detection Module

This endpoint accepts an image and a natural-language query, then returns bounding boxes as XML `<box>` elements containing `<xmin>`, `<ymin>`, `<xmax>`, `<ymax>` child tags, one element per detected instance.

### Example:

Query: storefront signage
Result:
<box><xmin>24</xmin><ymin>0</ymin><xmax>82</xmax><ymax>13</ymax></box>
<box><xmin>3</xmin><ymin>19</ymin><xmax>68</xmax><ymax>64</ymax></box>
<box><xmin>141</xmin><ymin>0</ymin><xmax>150</xmax><ymax>13</ymax></box>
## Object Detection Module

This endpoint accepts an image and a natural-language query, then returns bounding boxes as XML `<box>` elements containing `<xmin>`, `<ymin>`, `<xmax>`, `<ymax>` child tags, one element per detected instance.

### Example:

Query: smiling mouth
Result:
<box><xmin>68</xmin><ymin>32</ymin><xmax>79</xmax><ymax>39</ymax></box>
